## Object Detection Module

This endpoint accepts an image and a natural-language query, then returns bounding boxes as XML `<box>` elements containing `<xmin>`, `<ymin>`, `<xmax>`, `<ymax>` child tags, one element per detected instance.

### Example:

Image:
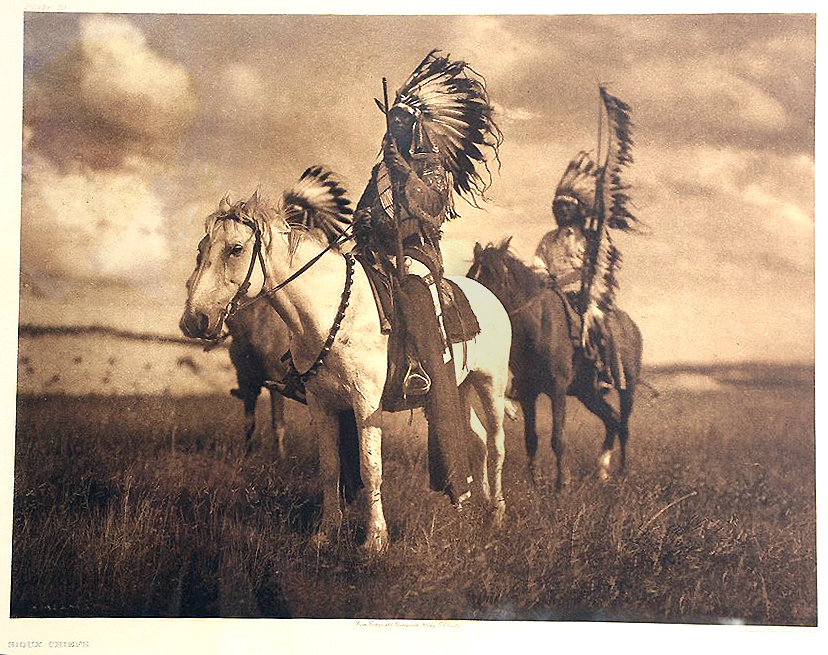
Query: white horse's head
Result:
<box><xmin>180</xmin><ymin>166</ymin><xmax>354</xmax><ymax>340</ymax></box>
<box><xmin>180</xmin><ymin>191</ymin><xmax>289</xmax><ymax>340</ymax></box>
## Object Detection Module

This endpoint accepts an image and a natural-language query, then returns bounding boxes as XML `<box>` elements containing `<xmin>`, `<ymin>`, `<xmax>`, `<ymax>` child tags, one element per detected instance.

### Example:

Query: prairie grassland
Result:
<box><xmin>11</xmin><ymin>366</ymin><xmax>816</xmax><ymax>624</ymax></box>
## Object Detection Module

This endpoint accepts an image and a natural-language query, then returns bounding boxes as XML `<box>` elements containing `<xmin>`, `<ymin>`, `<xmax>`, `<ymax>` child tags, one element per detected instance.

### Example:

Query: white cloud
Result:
<box><xmin>220</xmin><ymin>62</ymin><xmax>265</xmax><ymax>99</ymax></box>
<box><xmin>637</xmin><ymin>143</ymin><xmax>812</xmax><ymax>224</ymax></box>
<box><xmin>78</xmin><ymin>15</ymin><xmax>195</xmax><ymax>144</ymax></box>
<box><xmin>449</xmin><ymin>16</ymin><xmax>545</xmax><ymax>79</ymax></box>
<box><xmin>19</xmin><ymin>16</ymin><xmax>202</xmax><ymax>287</ymax></box>
<box><xmin>493</xmin><ymin>103</ymin><xmax>538</xmax><ymax>124</ymax></box>
<box><xmin>24</xmin><ymin>15</ymin><xmax>196</xmax><ymax>171</ymax></box>
<box><xmin>211</xmin><ymin>61</ymin><xmax>275</xmax><ymax>124</ymax></box>
<box><xmin>22</xmin><ymin>154</ymin><xmax>170</xmax><ymax>284</ymax></box>
<box><xmin>631</xmin><ymin>58</ymin><xmax>788</xmax><ymax>134</ymax></box>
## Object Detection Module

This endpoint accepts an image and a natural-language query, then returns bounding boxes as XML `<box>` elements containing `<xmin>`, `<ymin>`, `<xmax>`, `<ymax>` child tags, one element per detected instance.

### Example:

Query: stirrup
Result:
<box><xmin>403</xmin><ymin>357</ymin><xmax>431</xmax><ymax>397</ymax></box>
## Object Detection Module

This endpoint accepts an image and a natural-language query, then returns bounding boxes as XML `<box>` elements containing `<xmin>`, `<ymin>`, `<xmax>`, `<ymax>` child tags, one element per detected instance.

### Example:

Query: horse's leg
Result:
<box><xmin>467</xmin><ymin>373</ymin><xmax>506</xmax><ymax>527</ymax></box>
<box><xmin>310</xmin><ymin>408</ymin><xmax>342</xmax><ymax>546</ymax></box>
<box><xmin>504</xmin><ymin>398</ymin><xmax>520</xmax><ymax>421</ymax></box>
<box><xmin>462</xmin><ymin>379</ymin><xmax>490</xmax><ymax>504</ymax></box>
<box><xmin>269</xmin><ymin>389</ymin><xmax>286</xmax><ymax>460</ymax></box>
<box><xmin>239</xmin><ymin>389</ymin><xmax>259</xmax><ymax>456</ymax></box>
<box><xmin>520</xmin><ymin>393</ymin><xmax>540</xmax><ymax>485</ymax></box>
<box><xmin>549</xmin><ymin>383</ymin><xmax>570</xmax><ymax>490</ymax></box>
<box><xmin>356</xmin><ymin>409</ymin><xmax>388</xmax><ymax>552</ymax></box>
<box><xmin>503</xmin><ymin>376</ymin><xmax>520</xmax><ymax>421</ymax></box>
<box><xmin>617</xmin><ymin>388</ymin><xmax>635</xmax><ymax>473</ymax></box>
<box><xmin>576</xmin><ymin>390</ymin><xmax>622</xmax><ymax>480</ymax></box>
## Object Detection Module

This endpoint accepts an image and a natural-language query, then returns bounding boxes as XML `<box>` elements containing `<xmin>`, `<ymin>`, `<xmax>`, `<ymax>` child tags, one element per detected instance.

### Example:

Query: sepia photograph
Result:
<box><xmin>2</xmin><ymin>3</ymin><xmax>820</xmax><ymax>653</ymax></box>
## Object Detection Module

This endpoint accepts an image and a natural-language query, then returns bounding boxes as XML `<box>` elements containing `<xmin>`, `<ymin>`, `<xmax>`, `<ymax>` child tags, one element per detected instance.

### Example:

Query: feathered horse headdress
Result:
<box><xmin>281</xmin><ymin>165</ymin><xmax>353</xmax><ymax>244</ymax></box>
<box><xmin>382</xmin><ymin>49</ymin><xmax>503</xmax><ymax>209</ymax></box>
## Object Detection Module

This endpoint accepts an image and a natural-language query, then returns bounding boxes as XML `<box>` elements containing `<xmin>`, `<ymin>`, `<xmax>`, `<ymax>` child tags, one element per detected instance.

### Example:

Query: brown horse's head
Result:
<box><xmin>467</xmin><ymin>238</ymin><xmax>543</xmax><ymax>311</ymax></box>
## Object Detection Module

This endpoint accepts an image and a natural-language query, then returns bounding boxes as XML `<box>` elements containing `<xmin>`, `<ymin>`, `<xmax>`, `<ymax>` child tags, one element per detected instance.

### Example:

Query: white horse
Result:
<box><xmin>180</xmin><ymin>188</ymin><xmax>511</xmax><ymax>552</ymax></box>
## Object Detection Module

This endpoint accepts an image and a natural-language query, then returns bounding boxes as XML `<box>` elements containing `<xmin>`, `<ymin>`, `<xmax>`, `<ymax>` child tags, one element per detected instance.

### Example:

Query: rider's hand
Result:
<box><xmin>384</xmin><ymin>138</ymin><xmax>409</xmax><ymax>175</ymax></box>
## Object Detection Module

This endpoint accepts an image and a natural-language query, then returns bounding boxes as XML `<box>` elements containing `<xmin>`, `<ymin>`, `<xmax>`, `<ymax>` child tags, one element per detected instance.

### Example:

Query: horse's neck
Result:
<box><xmin>261</xmin><ymin>238</ymin><xmax>345</xmax><ymax>348</ymax></box>
<box><xmin>504</xmin><ymin>261</ymin><xmax>545</xmax><ymax>310</ymax></box>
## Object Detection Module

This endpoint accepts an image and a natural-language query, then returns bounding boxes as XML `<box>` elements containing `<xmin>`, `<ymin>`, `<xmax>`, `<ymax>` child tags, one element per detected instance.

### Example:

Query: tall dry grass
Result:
<box><xmin>11</xmin><ymin>369</ymin><xmax>816</xmax><ymax>624</ymax></box>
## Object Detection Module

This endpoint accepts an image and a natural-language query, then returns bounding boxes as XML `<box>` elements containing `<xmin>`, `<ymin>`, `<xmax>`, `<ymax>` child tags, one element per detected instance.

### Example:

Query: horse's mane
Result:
<box><xmin>206</xmin><ymin>164</ymin><xmax>352</xmax><ymax>256</ymax></box>
<box><xmin>205</xmin><ymin>192</ymin><xmax>335</xmax><ymax>265</ymax></box>
<box><xmin>205</xmin><ymin>194</ymin><xmax>279</xmax><ymax>238</ymax></box>
<box><xmin>487</xmin><ymin>239</ymin><xmax>546</xmax><ymax>297</ymax></box>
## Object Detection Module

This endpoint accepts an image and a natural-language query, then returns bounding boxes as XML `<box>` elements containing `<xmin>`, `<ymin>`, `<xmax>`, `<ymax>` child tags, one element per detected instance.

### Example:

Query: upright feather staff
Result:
<box><xmin>580</xmin><ymin>85</ymin><xmax>641</xmax><ymax>346</ymax></box>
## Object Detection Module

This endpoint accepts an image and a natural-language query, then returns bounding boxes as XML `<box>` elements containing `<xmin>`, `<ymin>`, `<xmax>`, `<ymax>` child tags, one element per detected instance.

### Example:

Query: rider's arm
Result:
<box><xmin>384</xmin><ymin>141</ymin><xmax>448</xmax><ymax>228</ymax></box>
<box><xmin>403</xmin><ymin>157</ymin><xmax>449</xmax><ymax>228</ymax></box>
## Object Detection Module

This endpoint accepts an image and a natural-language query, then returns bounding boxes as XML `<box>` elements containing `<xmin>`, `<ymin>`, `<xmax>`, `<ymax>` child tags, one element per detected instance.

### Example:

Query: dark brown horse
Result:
<box><xmin>467</xmin><ymin>239</ymin><xmax>643</xmax><ymax>489</ymax></box>
<box><xmin>225</xmin><ymin>300</ymin><xmax>289</xmax><ymax>458</ymax></box>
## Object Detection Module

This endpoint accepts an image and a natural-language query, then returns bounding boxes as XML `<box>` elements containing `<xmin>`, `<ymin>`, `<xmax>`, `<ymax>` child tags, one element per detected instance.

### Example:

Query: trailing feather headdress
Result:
<box><xmin>386</xmin><ymin>49</ymin><xmax>503</xmax><ymax>208</ymax></box>
<box><xmin>281</xmin><ymin>165</ymin><xmax>353</xmax><ymax>244</ymax></box>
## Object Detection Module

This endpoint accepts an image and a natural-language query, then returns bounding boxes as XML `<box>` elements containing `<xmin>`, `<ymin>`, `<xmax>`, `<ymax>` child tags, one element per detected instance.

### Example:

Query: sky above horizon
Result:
<box><xmin>13</xmin><ymin>11</ymin><xmax>815</xmax><ymax>365</ymax></box>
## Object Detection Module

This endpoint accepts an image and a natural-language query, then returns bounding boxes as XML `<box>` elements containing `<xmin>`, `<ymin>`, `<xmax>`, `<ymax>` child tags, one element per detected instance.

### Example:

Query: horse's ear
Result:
<box><xmin>500</xmin><ymin>236</ymin><xmax>513</xmax><ymax>251</ymax></box>
<box><xmin>219</xmin><ymin>194</ymin><xmax>231</xmax><ymax>214</ymax></box>
<box><xmin>247</xmin><ymin>188</ymin><xmax>260</xmax><ymax>209</ymax></box>
<box><xmin>474</xmin><ymin>241</ymin><xmax>483</xmax><ymax>258</ymax></box>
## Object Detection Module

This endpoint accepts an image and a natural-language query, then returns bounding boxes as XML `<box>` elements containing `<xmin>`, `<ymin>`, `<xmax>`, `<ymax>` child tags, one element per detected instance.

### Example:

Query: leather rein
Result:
<box><xmin>211</xmin><ymin>214</ymin><xmax>355</xmax><ymax>385</ymax></box>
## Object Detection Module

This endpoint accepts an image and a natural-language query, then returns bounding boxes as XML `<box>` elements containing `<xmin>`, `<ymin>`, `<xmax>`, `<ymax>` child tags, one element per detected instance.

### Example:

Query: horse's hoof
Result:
<box><xmin>490</xmin><ymin>502</ymin><xmax>506</xmax><ymax>529</ymax></box>
<box><xmin>360</xmin><ymin>531</ymin><xmax>389</xmax><ymax>554</ymax></box>
<box><xmin>596</xmin><ymin>450</ymin><xmax>613</xmax><ymax>481</ymax></box>
<box><xmin>454</xmin><ymin>488</ymin><xmax>472</xmax><ymax>513</ymax></box>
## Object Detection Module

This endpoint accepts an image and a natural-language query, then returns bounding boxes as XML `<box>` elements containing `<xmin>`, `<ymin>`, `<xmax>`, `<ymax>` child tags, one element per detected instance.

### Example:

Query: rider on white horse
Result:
<box><xmin>353</xmin><ymin>50</ymin><xmax>502</xmax><ymax>506</ymax></box>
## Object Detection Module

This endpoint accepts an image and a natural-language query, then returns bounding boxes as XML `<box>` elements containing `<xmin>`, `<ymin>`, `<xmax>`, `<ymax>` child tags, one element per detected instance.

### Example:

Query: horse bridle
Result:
<box><xmin>220</xmin><ymin>214</ymin><xmax>268</xmax><ymax>323</ymax></box>
<box><xmin>216</xmin><ymin>214</ymin><xmax>349</xmax><ymax>324</ymax></box>
<box><xmin>212</xmin><ymin>212</ymin><xmax>355</xmax><ymax>389</ymax></box>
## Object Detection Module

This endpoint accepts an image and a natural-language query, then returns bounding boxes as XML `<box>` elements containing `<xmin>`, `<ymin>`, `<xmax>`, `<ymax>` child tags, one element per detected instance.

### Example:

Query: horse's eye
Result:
<box><xmin>229</xmin><ymin>244</ymin><xmax>244</xmax><ymax>257</ymax></box>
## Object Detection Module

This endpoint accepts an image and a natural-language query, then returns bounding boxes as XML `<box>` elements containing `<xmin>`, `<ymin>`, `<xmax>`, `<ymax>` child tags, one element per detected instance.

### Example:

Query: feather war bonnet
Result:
<box><xmin>387</xmin><ymin>49</ymin><xmax>503</xmax><ymax>209</ymax></box>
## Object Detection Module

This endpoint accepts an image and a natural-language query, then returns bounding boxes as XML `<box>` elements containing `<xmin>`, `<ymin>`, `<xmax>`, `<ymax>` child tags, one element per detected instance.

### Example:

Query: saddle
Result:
<box><xmin>546</xmin><ymin>285</ymin><xmax>583</xmax><ymax>348</ymax></box>
<box><xmin>356</xmin><ymin>254</ymin><xmax>481</xmax><ymax>412</ymax></box>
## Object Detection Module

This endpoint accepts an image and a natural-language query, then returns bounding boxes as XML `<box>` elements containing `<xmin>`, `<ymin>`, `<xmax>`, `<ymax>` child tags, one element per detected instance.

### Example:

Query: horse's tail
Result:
<box><xmin>338</xmin><ymin>408</ymin><xmax>364</xmax><ymax>504</ymax></box>
<box><xmin>282</xmin><ymin>165</ymin><xmax>354</xmax><ymax>243</ymax></box>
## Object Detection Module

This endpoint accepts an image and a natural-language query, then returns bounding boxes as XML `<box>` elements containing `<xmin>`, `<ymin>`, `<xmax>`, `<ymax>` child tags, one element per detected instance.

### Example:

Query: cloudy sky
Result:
<box><xmin>13</xmin><ymin>9</ymin><xmax>815</xmax><ymax>365</ymax></box>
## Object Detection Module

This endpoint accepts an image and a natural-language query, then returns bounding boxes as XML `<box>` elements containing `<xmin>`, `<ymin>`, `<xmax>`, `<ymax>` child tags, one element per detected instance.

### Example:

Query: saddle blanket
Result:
<box><xmin>357</xmin><ymin>255</ymin><xmax>480</xmax><ymax>344</ymax></box>
<box><xmin>548</xmin><ymin>284</ymin><xmax>627</xmax><ymax>391</ymax></box>
<box><xmin>356</xmin><ymin>255</ymin><xmax>481</xmax><ymax>412</ymax></box>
